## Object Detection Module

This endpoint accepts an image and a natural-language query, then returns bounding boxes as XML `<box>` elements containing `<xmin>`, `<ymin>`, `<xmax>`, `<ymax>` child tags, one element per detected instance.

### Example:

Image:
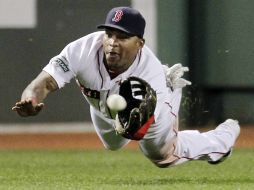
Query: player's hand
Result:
<box><xmin>163</xmin><ymin>63</ymin><xmax>191</xmax><ymax>90</ymax></box>
<box><xmin>12</xmin><ymin>98</ymin><xmax>44</xmax><ymax>117</ymax></box>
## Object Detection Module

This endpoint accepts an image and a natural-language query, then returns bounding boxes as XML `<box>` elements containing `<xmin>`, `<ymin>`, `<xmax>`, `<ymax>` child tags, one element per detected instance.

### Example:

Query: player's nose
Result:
<box><xmin>108</xmin><ymin>36</ymin><xmax>119</xmax><ymax>47</ymax></box>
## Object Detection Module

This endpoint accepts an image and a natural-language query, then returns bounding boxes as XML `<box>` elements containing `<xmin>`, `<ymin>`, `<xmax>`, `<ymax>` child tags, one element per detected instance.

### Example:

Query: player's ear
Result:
<box><xmin>137</xmin><ymin>38</ymin><xmax>145</xmax><ymax>48</ymax></box>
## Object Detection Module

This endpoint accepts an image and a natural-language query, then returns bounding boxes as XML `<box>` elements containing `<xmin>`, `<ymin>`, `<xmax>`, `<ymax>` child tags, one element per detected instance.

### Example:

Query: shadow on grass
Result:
<box><xmin>107</xmin><ymin>177</ymin><xmax>254</xmax><ymax>186</ymax></box>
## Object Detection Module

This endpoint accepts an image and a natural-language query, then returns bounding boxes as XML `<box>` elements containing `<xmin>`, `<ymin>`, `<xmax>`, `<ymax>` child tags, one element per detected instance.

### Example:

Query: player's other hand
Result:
<box><xmin>163</xmin><ymin>63</ymin><xmax>192</xmax><ymax>90</ymax></box>
<box><xmin>12</xmin><ymin>98</ymin><xmax>44</xmax><ymax>117</ymax></box>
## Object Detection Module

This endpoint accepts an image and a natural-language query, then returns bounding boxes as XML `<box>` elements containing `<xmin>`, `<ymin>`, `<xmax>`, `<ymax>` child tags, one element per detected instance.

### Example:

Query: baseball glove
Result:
<box><xmin>115</xmin><ymin>77</ymin><xmax>157</xmax><ymax>140</ymax></box>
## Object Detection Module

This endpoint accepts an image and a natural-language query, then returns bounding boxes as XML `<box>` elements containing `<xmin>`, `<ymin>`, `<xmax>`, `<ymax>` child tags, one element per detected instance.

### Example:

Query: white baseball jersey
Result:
<box><xmin>44</xmin><ymin>31</ymin><xmax>175</xmax><ymax>116</ymax></box>
<box><xmin>43</xmin><ymin>31</ymin><xmax>177</xmax><ymax>129</ymax></box>
<box><xmin>43</xmin><ymin>31</ymin><xmax>239</xmax><ymax>167</ymax></box>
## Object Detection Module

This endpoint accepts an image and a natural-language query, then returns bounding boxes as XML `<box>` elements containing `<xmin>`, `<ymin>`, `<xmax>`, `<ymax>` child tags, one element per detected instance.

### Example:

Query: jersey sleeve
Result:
<box><xmin>43</xmin><ymin>32</ymin><xmax>104</xmax><ymax>89</ymax></box>
<box><xmin>43</xmin><ymin>36</ymin><xmax>85</xmax><ymax>89</ymax></box>
<box><xmin>43</xmin><ymin>53</ymin><xmax>74</xmax><ymax>88</ymax></box>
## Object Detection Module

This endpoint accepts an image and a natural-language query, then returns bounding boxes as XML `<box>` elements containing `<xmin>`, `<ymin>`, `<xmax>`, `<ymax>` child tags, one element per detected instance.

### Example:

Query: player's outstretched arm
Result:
<box><xmin>12</xmin><ymin>71</ymin><xmax>58</xmax><ymax>117</ymax></box>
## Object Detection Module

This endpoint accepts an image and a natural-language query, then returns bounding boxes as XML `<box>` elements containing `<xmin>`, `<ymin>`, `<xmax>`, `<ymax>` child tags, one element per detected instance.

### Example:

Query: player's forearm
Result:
<box><xmin>21</xmin><ymin>82</ymin><xmax>49</xmax><ymax>104</ymax></box>
<box><xmin>21</xmin><ymin>71</ymin><xmax>58</xmax><ymax>103</ymax></box>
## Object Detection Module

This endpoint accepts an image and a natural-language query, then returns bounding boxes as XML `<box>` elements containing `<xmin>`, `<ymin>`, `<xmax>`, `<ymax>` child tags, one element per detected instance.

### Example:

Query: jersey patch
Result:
<box><xmin>76</xmin><ymin>79</ymin><xmax>100</xmax><ymax>99</ymax></box>
<box><xmin>51</xmin><ymin>56</ymin><xmax>70</xmax><ymax>72</ymax></box>
<box><xmin>82</xmin><ymin>86</ymin><xmax>100</xmax><ymax>99</ymax></box>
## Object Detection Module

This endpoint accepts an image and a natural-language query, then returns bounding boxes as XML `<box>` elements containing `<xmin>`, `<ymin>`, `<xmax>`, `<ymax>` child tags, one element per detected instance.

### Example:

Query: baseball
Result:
<box><xmin>106</xmin><ymin>94</ymin><xmax>127</xmax><ymax>111</ymax></box>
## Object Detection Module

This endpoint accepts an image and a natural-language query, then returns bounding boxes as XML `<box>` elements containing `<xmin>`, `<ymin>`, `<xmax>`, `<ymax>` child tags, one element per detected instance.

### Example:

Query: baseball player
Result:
<box><xmin>12</xmin><ymin>7</ymin><xmax>240</xmax><ymax>167</ymax></box>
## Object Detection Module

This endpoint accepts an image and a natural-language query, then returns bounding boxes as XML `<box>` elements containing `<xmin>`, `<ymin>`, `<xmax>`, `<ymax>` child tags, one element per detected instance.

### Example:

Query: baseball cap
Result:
<box><xmin>97</xmin><ymin>7</ymin><xmax>146</xmax><ymax>38</ymax></box>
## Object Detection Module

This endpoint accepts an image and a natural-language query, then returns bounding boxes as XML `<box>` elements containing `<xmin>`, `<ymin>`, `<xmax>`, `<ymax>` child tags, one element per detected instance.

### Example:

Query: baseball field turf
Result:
<box><xmin>0</xmin><ymin>148</ymin><xmax>253</xmax><ymax>190</ymax></box>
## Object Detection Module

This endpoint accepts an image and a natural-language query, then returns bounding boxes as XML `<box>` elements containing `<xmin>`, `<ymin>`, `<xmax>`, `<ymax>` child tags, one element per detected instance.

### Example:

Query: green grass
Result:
<box><xmin>0</xmin><ymin>149</ymin><xmax>253</xmax><ymax>190</ymax></box>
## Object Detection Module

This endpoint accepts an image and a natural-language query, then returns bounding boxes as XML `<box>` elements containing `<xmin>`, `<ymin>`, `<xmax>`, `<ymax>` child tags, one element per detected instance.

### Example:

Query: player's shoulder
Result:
<box><xmin>76</xmin><ymin>31</ymin><xmax>104</xmax><ymax>43</ymax></box>
<box><xmin>66</xmin><ymin>31</ymin><xmax>104</xmax><ymax>50</ymax></box>
<box><xmin>139</xmin><ymin>45</ymin><xmax>166</xmax><ymax>81</ymax></box>
<box><xmin>140</xmin><ymin>45</ymin><xmax>163</xmax><ymax>71</ymax></box>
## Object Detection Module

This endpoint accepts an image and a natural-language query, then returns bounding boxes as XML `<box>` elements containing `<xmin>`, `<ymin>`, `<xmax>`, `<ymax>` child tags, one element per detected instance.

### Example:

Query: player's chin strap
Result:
<box><xmin>114</xmin><ymin>114</ymin><xmax>155</xmax><ymax>140</ymax></box>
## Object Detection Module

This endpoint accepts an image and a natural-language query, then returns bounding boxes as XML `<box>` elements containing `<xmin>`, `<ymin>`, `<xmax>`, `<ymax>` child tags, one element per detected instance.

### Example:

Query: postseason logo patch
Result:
<box><xmin>52</xmin><ymin>57</ymin><xmax>69</xmax><ymax>72</ymax></box>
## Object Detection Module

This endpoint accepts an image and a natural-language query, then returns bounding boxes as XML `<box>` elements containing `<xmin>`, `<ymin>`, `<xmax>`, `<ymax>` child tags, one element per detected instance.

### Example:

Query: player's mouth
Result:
<box><xmin>108</xmin><ymin>51</ymin><xmax>119</xmax><ymax>56</ymax></box>
<box><xmin>106</xmin><ymin>51</ymin><xmax>120</xmax><ymax>61</ymax></box>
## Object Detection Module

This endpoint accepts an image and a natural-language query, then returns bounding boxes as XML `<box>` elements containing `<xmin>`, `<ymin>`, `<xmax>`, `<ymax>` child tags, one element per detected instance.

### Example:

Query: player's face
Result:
<box><xmin>102</xmin><ymin>29</ymin><xmax>144</xmax><ymax>75</ymax></box>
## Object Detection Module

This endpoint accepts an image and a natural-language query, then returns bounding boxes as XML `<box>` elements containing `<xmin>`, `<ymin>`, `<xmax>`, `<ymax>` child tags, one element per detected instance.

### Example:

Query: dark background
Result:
<box><xmin>1</xmin><ymin>0</ymin><xmax>254</xmax><ymax>126</ymax></box>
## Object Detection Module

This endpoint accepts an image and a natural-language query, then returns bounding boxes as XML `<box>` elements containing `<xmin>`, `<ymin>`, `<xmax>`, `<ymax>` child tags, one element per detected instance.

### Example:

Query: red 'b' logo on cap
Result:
<box><xmin>112</xmin><ymin>10</ymin><xmax>123</xmax><ymax>22</ymax></box>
